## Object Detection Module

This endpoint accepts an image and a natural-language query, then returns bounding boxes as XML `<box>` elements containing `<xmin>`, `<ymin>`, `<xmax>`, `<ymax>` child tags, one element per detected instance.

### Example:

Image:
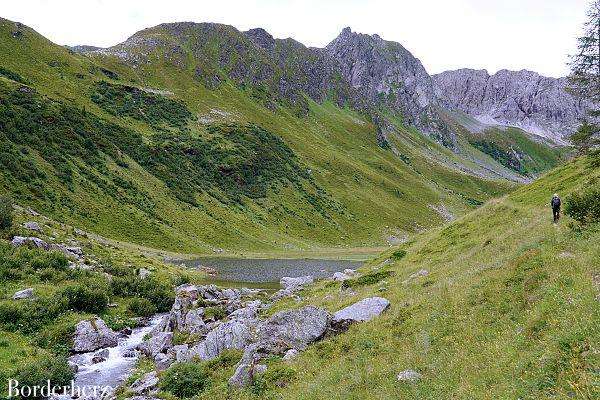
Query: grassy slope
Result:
<box><xmin>215</xmin><ymin>157</ymin><xmax>599</xmax><ymax>399</ymax></box>
<box><xmin>0</xmin><ymin>18</ymin><xmax>517</xmax><ymax>254</ymax></box>
<box><xmin>0</xmin><ymin>207</ymin><xmax>209</xmax><ymax>385</ymax></box>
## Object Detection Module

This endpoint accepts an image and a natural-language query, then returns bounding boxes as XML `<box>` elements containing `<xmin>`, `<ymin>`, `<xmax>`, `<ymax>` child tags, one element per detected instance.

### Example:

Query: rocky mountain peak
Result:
<box><xmin>434</xmin><ymin>68</ymin><xmax>588</xmax><ymax>142</ymax></box>
<box><xmin>244</xmin><ymin>28</ymin><xmax>276</xmax><ymax>52</ymax></box>
<box><xmin>326</xmin><ymin>27</ymin><xmax>454</xmax><ymax>145</ymax></box>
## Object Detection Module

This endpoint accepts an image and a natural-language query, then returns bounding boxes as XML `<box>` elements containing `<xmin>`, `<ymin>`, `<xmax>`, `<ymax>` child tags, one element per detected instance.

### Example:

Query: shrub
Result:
<box><xmin>391</xmin><ymin>249</ymin><xmax>406</xmax><ymax>260</ymax></box>
<box><xmin>127</xmin><ymin>297</ymin><xmax>157</xmax><ymax>317</ymax></box>
<box><xmin>61</xmin><ymin>284</ymin><xmax>109</xmax><ymax>314</ymax></box>
<box><xmin>564</xmin><ymin>187</ymin><xmax>600</xmax><ymax>225</ymax></box>
<box><xmin>15</xmin><ymin>357</ymin><xmax>73</xmax><ymax>399</ymax></box>
<box><xmin>341</xmin><ymin>270</ymin><xmax>395</xmax><ymax>290</ymax></box>
<box><xmin>111</xmin><ymin>275</ymin><xmax>174</xmax><ymax>312</ymax></box>
<box><xmin>160</xmin><ymin>362</ymin><xmax>210</xmax><ymax>398</ymax></box>
<box><xmin>0</xmin><ymin>196</ymin><xmax>13</xmax><ymax>230</ymax></box>
<box><xmin>204</xmin><ymin>306</ymin><xmax>226</xmax><ymax>321</ymax></box>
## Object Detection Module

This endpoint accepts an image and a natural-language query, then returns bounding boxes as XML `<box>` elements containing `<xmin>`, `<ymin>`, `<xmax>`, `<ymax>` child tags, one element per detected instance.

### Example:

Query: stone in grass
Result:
<box><xmin>332</xmin><ymin>297</ymin><xmax>390</xmax><ymax>324</ymax></box>
<box><xmin>397</xmin><ymin>369</ymin><xmax>422</xmax><ymax>383</ymax></box>
<box><xmin>13</xmin><ymin>288</ymin><xmax>34</xmax><ymax>300</ymax></box>
<box><xmin>130</xmin><ymin>371</ymin><xmax>159</xmax><ymax>395</ymax></box>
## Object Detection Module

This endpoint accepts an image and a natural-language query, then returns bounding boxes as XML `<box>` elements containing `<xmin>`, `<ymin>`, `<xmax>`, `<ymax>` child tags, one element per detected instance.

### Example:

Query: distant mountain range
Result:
<box><xmin>78</xmin><ymin>24</ymin><xmax>587</xmax><ymax>144</ymax></box>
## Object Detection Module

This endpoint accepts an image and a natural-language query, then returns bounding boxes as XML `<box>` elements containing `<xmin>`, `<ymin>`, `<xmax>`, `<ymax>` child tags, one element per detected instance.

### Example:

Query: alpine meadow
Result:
<box><xmin>0</xmin><ymin>1</ymin><xmax>598</xmax><ymax>399</ymax></box>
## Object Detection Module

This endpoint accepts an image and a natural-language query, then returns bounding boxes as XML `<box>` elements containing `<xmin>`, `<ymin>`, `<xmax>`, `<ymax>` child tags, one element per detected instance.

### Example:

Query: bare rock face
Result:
<box><xmin>433</xmin><ymin>68</ymin><xmax>589</xmax><ymax>142</ymax></box>
<box><xmin>72</xmin><ymin>318</ymin><xmax>119</xmax><ymax>353</ymax></box>
<box><xmin>325</xmin><ymin>27</ymin><xmax>455</xmax><ymax>146</ymax></box>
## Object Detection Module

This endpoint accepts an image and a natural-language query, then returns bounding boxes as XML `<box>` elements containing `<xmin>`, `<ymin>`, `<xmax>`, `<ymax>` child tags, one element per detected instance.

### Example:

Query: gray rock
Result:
<box><xmin>187</xmin><ymin>319</ymin><xmax>254</xmax><ymax>361</ymax></box>
<box><xmin>433</xmin><ymin>68</ymin><xmax>588</xmax><ymax>143</ymax></box>
<box><xmin>332</xmin><ymin>297</ymin><xmax>390</xmax><ymax>326</ymax></box>
<box><xmin>23</xmin><ymin>221</ymin><xmax>42</xmax><ymax>232</ymax></box>
<box><xmin>154</xmin><ymin>353</ymin><xmax>174</xmax><ymax>371</ymax></box>
<box><xmin>13</xmin><ymin>288</ymin><xmax>34</xmax><ymax>300</ymax></box>
<box><xmin>139</xmin><ymin>268</ymin><xmax>151</xmax><ymax>279</ymax></box>
<box><xmin>396</xmin><ymin>369</ymin><xmax>422</xmax><ymax>383</ymax></box>
<box><xmin>167</xmin><ymin>344</ymin><xmax>190</xmax><ymax>363</ymax></box>
<box><xmin>94</xmin><ymin>348</ymin><xmax>109</xmax><ymax>359</ymax></box>
<box><xmin>11</xmin><ymin>236</ymin><xmax>49</xmax><ymax>250</ymax></box>
<box><xmin>280</xmin><ymin>276</ymin><xmax>314</xmax><ymax>290</ymax></box>
<box><xmin>228</xmin><ymin>363</ymin><xmax>267</xmax><ymax>387</ymax></box>
<box><xmin>256</xmin><ymin>306</ymin><xmax>330</xmax><ymax>351</ymax></box>
<box><xmin>73</xmin><ymin>318</ymin><xmax>119</xmax><ymax>353</ymax></box>
<box><xmin>130</xmin><ymin>371</ymin><xmax>159</xmax><ymax>395</ymax></box>
<box><xmin>181</xmin><ymin>307</ymin><xmax>206</xmax><ymax>335</ymax></box>
<box><xmin>282</xmin><ymin>348</ymin><xmax>299</xmax><ymax>361</ymax></box>
<box><xmin>138</xmin><ymin>332</ymin><xmax>173</xmax><ymax>357</ymax></box>
<box><xmin>332</xmin><ymin>272</ymin><xmax>351</xmax><ymax>281</ymax></box>
<box><xmin>405</xmin><ymin>269</ymin><xmax>429</xmax><ymax>282</ymax></box>
<box><xmin>343</xmin><ymin>269</ymin><xmax>357</xmax><ymax>276</ymax></box>
<box><xmin>229</xmin><ymin>300</ymin><xmax>262</xmax><ymax>321</ymax></box>
<box><xmin>122</xmin><ymin>349</ymin><xmax>139</xmax><ymax>358</ymax></box>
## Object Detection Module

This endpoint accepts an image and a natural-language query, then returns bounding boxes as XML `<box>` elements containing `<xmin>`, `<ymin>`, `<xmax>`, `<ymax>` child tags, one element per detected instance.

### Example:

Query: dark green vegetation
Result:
<box><xmin>160</xmin><ymin>362</ymin><xmax>211</xmax><ymax>398</ymax></box>
<box><xmin>0</xmin><ymin>208</ymin><xmax>205</xmax><ymax>397</ymax></box>
<box><xmin>0</xmin><ymin>17</ymin><xmax>561</xmax><ymax>254</ymax></box>
<box><xmin>565</xmin><ymin>185</ymin><xmax>600</xmax><ymax>225</ymax></box>
<box><xmin>91</xmin><ymin>81</ymin><xmax>192</xmax><ymax>131</ymax></box>
<box><xmin>468</xmin><ymin>127</ymin><xmax>565</xmax><ymax>175</ymax></box>
<box><xmin>0</xmin><ymin>196</ymin><xmax>12</xmax><ymax>230</ymax></box>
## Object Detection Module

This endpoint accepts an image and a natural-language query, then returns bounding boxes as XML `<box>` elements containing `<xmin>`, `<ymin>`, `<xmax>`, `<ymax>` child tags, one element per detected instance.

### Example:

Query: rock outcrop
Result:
<box><xmin>433</xmin><ymin>68</ymin><xmax>588</xmax><ymax>142</ymax></box>
<box><xmin>72</xmin><ymin>318</ymin><xmax>119</xmax><ymax>353</ymax></box>
<box><xmin>325</xmin><ymin>27</ymin><xmax>455</xmax><ymax>146</ymax></box>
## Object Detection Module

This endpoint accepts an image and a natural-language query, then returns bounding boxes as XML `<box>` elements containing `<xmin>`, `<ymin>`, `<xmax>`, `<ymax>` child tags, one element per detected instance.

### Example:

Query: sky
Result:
<box><xmin>1</xmin><ymin>0</ymin><xmax>590</xmax><ymax>77</ymax></box>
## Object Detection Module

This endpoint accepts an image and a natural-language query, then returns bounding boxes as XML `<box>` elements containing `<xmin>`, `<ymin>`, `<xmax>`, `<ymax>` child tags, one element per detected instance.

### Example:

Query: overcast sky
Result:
<box><xmin>1</xmin><ymin>0</ymin><xmax>590</xmax><ymax>77</ymax></box>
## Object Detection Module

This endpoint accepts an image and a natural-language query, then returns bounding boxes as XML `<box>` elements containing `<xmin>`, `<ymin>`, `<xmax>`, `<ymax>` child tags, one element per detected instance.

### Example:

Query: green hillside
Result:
<box><xmin>185</xmin><ymin>156</ymin><xmax>599</xmax><ymax>399</ymax></box>
<box><xmin>0</xmin><ymin>18</ymin><xmax>564</xmax><ymax>254</ymax></box>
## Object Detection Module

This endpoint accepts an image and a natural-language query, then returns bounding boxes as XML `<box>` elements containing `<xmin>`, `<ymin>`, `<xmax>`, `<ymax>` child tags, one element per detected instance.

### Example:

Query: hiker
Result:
<box><xmin>551</xmin><ymin>193</ymin><xmax>561</xmax><ymax>223</ymax></box>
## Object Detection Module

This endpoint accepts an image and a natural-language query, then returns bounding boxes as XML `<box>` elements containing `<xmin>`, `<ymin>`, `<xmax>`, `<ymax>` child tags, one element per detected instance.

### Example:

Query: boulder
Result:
<box><xmin>122</xmin><ymin>349</ymin><xmax>139</xmax><ymax>358</ymax></box>
<box><xmin>332</xmin><ymin>297</ymin><xmax>390</xmax><ymax>328</ymax></box>
<box><xmin>282</xmin><ymin>349</ymin><xmax>299</xmax><ymax>361</ymax></box>
<box><xmin>181</xmin><ymin>308</ymin><xmax>206</xmax><ymax>335</ymax></box>
<box><xmin>256</xmin><ymin>306</ymin><xmax>330</xmax><ymax>352</ymax></box>
<box><xmin>154</xmin><ymin>353</ymin><xmax>174</xmax><ymax>371</ymax></box>
<box><xmin>228</xmin><ymin>363</ymin><xmax>267</xmax><ymax>387</ymax></box>
<box><xmin>229</xmin><ymin>300</ymin><xmax>261</xmax><ymax>321</ymax></box>
<box><xmin>167</xmin><ymin>344</ymin><xmax>190</xmax><ymax>363</ymax></box>
<box><xmin>343</xmin><ymin>269</ymin><xmax>358</xmax><ymax>276</ymax></box>
<box><xmin>13</xmin><ymin>288</ymin><xmax>34</xmax><ymax>300</ymax></box>
<box><xmin>11</xmin><ymin>236</ymin><xmax>49</xmax><ymax>250</ymax></box>
<box><xmin>130</xmin><ymin>372</ymin><xmax>159</xmax><ymax>395</ymax></box>
<box><xmin>139</xmin><ymin>268</ymin><xmax>151</xmax><ymax>279</ymax></box>
<box><xmin>332</xmin><ymin>272</ymin><xmax>351</xmax><ymax>281</ymax></box>
<box><xmin>397</xmin><ymin>369</ymin><xmax>422</xmax><ymax>383</ymax></box>
<box><xmin>23</xmin><ymin>221</ymin><xmax>42</xmax><ymax>232</ymax></box>
<box><xmin>93</xmin><ymin>348</ymin><xmax>109</xmax><ymax>362</ymax></box>
<box><xmin>73</xmin><ymin>318</ymin><xmax>119</xmax><ymax>353</ymax></box>
<box><xmin>187</xmin><ymin>319</ymin><xmax>254</xmax><ymax>361</ymax></box>
<box><xmin>280</xmin><ymin>276</ymin><xmax>313</xmax><ymax>290</ymax></box>
<box><xmin>138</xmin><ymin>332</ymin><xmax>173</xmax><ymax>358</ymax></box>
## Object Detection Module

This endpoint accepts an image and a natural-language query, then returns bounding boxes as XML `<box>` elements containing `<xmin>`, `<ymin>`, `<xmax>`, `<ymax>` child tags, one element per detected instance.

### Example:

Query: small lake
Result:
<box><xmin>178</xmin><ymin>257</ymin><xmax>364</xmax><ymax>287</ymax></box>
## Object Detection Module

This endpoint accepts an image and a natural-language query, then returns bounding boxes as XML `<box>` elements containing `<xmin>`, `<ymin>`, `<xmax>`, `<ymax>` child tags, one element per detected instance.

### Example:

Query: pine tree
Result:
<box><xmin>570</xmin><ymin>1</ymin><xmax>600</xmax><ymax>103</ymax></box>
<box><xmin>569</xmin><ymin>1</ymin><xmax>600</xmax><ymax>153</ymax></box>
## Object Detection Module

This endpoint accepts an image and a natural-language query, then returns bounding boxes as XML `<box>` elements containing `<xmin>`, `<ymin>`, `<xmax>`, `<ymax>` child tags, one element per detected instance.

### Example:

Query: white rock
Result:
<box><xmin>332</xmin><ymin>297</ymin><xmax>390</xmax><ymax>324</ymax></box>
<box><xmin>397</xmin><ymin>369</ymin><xmax>422</xmax><ymax>382</ymax></box>
<box><xmin>13</xmin><ymin>288</ymin><xmax>34</xmax><ymax>300</ymax></box>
